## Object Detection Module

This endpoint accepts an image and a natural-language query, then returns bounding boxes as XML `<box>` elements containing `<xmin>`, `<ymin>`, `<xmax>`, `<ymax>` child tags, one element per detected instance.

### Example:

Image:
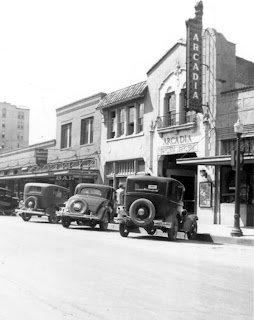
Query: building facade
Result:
<box><xmin>0</xmin><ymin>102</ymin><xmax>29</xmax><ymax>153</ymax></box>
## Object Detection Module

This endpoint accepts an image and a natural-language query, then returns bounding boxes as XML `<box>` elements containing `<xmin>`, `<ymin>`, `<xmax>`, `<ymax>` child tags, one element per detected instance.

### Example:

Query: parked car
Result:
<box><xmin>61</xmin><ymin>183</ymin><xmax>116</xmax><ymax>230</ymax></box>
<box><xmin>17</xmin><ymin>183</ymin><xmax>69</xmax><ymax>223</ymax></box>
<box><xmin>118</xmin><ymin>175</ymin><xmax>198</xmax><ymax>240</ymax></box>
<box><xmin>0</xmin><ymin>187</ymin><xmax>19</xmax><ymax>214</ymax></box>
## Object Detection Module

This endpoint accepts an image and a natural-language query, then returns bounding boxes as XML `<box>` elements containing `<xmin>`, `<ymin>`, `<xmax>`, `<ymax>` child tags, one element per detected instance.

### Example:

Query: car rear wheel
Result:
<box><xmin>62</xmin><ymin>217</ymin><xmax>71</xmax><ymax>228</ymax></box>
<box><xmin>21</xmin><ymin>212</ymin><xmax>31</xmax><ymax>222</ymax></box>
<box><xmin>167</xmin><ymin>218</ymin><xmax>178</xmax><ymax>241</ymax></box>
<box><xmin>99</xmin><ymin>212</ymin><xmax>109</xmax><ymax>231</ymax></box>
<box><xmin>147</xmin><ymin>228</ymin><xmax>156</xmax><ymax>235</ymax></box>
<box><xmin>129</xmin><ymin>198</ymin><xmax>155</xmax><ymax>227</ymax></box>
<box><xmin>119</xmin><ymin>222</ymin><xmax>129</xmax><ymax>237</ymax></box>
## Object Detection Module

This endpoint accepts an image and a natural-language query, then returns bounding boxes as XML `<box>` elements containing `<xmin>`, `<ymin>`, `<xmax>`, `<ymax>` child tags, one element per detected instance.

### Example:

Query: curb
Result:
<box><xmin>109</xmin><ymin>223</ymin><xmax>254</xmax><ymax>246</ymax></box>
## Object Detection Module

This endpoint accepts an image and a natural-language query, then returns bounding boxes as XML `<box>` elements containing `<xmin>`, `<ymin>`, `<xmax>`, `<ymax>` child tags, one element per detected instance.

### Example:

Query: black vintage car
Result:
<box><xmin>17</xmin><ymin>183</ymin><xmax>69</xmax><ymax>223</ymax></box>
<box><xmin>0</xmin><ymin>187</ymin><xmax>19</xmax><ymax>214</ymax></box>
<box><xmin>61</xmin><ymin>183</ymin><xmax>116</xmax><ymax>230</ymax></box>
<box><xmin>119</xmin><ymin>175</ymin><xmax>198</xmax><ymax>240</ymax></box>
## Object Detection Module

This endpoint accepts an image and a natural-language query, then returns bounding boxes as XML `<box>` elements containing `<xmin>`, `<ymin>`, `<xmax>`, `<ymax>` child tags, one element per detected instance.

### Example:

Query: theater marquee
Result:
<box><xmin>186</xmin><ymin>1</ymin><xmax>203</xmax><ymax>113</ymax></box>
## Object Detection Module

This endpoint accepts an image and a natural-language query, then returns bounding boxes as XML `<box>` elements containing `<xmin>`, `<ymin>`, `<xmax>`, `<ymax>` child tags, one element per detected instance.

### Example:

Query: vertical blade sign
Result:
<box><xmin>186</xmin><ymin>1</ymin><xmax>203</xmax><ymax>113</ymax></box>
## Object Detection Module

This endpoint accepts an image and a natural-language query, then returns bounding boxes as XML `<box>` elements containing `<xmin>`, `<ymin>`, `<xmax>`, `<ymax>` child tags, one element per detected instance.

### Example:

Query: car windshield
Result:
<box><xmin>79</xmin><ymin>187</ymin><xmax>103</xmax><ymax>197</ymax></box>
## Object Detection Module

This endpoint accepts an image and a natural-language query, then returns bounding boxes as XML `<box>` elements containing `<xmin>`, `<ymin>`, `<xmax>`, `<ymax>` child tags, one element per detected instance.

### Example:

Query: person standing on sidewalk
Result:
<box><xmin>116</xmin><ymin>183</ymin><xmax>125</xmax><ymax>219</ymax></box>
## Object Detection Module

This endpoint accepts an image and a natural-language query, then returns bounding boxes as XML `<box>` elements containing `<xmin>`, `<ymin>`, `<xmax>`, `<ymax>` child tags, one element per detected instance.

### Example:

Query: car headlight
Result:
<box><xmin>73</xmin><ymin>202</ymin><xmax>82</xmax><ymax>211</ymax></box>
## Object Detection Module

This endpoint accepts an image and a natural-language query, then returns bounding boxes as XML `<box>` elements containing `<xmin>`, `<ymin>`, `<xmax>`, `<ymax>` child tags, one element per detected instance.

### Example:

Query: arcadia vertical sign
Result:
<box><xmin>186</xmin><ymin>1</ymin><xmax>203</xmax><ymax>113</ymax></box>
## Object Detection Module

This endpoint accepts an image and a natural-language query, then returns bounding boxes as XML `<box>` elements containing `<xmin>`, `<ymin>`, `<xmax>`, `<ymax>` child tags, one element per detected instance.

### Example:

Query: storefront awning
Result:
<box><xmin>0</xmin><ymin>169</ymin><xmax>99</xmax><ymax>181</ymax></box>
<box><xmin>176</xmin><ymin>154</ymin><xmax>254</xmax><ymax>166</ymax></box>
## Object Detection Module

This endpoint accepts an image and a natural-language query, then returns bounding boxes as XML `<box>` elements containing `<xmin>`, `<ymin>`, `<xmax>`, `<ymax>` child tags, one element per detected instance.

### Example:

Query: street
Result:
<box><xmin>0</xmin><ymin>216</ymin><xmax>253</xmax><ymax>320</ymax></box>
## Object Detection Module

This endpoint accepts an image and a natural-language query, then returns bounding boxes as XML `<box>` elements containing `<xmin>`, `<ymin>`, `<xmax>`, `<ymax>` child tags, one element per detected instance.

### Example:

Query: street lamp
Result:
<box><xmin>230</xmin><ymin>119</ymin><xmax>244</xmax><ymax>237</ymax></box>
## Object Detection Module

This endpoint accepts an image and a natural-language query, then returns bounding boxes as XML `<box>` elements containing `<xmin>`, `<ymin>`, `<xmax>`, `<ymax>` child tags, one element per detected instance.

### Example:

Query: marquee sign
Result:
<box><xmin>186</xmin><ymin>1</ymin><xmax>203</xmax><ymax>113</ymax></box>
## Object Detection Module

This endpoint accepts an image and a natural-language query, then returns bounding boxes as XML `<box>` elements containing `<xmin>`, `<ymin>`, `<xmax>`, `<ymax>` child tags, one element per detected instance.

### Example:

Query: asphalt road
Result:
<box><xmin>0</xmin><ymin>216</ymin><xmax>253</xmax><ymax>320</ymax></box>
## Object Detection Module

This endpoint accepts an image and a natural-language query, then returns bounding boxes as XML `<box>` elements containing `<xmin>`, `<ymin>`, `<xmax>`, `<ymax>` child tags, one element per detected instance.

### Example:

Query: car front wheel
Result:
<box><xmin>62</xmin><ymin>217</ymin><xmax>71</xmax><ymax>228</ymax></box>
<box><xmin>21</xmin><ymin>212</ymin><xmax>31</xmax><ymax>222</ymax></box>
<box><xmin>187</xmin><ymin>224</ymin><xmax>197</xmax><ymax>240</ymax></box>
<box><xmin>119</xmin><ymin>222</ymin><xmax>129</xmax><ymax>237</ymax></box>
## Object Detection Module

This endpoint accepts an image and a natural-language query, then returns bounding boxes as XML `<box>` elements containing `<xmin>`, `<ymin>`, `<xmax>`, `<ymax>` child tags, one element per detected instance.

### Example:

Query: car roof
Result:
<box><xmin>127</xmin><ymin>175</ymin><xmax>183</xmax><ymax>184</ymax></box>
<box><xmin>25</xmin><ymin>183</ymin><xmax>69</xmax><ymax>191</ymax></box>
<box><xmin>75</xmin><ymin>183</ymin><xmax>115</xmax><ymax>191</ymax></box>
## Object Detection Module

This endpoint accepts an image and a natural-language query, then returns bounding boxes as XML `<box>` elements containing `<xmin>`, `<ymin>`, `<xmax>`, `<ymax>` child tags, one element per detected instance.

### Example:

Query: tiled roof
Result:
<box><xmin>98</xmin><ymin>81</ymin><xmax>147</xmax><ymax>109</ymax></box>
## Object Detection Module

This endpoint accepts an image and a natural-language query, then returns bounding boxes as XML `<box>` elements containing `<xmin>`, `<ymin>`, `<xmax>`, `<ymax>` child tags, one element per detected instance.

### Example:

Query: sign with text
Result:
<box><xmin>186</xmin><ymin>1</ymin><xmax>203</xmax><ymax>113</ymax></box>
<box><xmin>35</xmin><ymin>148</ymin><xmax>48</xmax><ymax>166</ymax></box>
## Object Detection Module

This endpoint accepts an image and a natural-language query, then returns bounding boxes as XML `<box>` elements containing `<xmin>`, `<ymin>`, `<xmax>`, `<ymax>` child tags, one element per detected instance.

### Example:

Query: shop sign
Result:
<box><xmin>161</xmin><ymin>143</ymin><xmax>198</xmax><ymax>155</ymax></box>
<box><xmin>56</xmin><ymin>175</ymin><xmax>74</xmax><ymax>181</ymax></box>
<box><xmin>186</xmin><ymin>1</ymin><xmax>203</xmax><ymax>113</ymax></box>
<box><xmin>163</xmin><ymin>135</ymin><xmax>192</xmax><ymax>145</ymax></box>
<box><xmin>161</xmin><ymin>133</ymin><xmax>198</xmax><ymax>155</ymax></box>
<box><xmin>35</xmin><ymin>148</ymin><xmax>48</xmax><ymax>165</ymax></box>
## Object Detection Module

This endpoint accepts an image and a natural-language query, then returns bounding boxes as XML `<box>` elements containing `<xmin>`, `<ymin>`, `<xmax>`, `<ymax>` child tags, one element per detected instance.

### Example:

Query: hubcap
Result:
<box><xmin>137</xmin><ymin>208</ymin><xmax>145</xmax><ymax>217</ymax></box>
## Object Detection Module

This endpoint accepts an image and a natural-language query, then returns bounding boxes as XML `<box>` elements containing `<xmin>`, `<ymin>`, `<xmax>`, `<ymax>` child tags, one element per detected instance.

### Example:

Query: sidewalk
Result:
<box><xmin>197</xmin><ymin>224</ymin><xmax>254</xmax><ymax>246</ymax></box>
<box><xmin>109</xmin><ymin>223</ymin><xmax>254</xmax><ymax>246</ymax></box>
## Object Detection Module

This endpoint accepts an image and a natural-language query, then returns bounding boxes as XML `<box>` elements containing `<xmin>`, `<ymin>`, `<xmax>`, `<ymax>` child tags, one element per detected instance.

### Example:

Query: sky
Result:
<box><xmin>0</xmin><ymin>0</ymin><xmax>253</xmax><ymax>145</ymax></box>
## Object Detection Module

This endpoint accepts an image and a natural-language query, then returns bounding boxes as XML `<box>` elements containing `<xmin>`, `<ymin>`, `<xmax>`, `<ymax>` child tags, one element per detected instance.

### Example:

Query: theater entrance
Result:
<box><xmin>159</xmin><ymin>153</ymin><xmax>197</xmax><ymax>213</ymax></box>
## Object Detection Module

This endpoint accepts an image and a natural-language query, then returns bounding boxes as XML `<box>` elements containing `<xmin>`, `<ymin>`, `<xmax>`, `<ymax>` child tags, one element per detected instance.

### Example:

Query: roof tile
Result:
<box><xmin>98</xmin><ymin>81</ymin><xmax>147</xmax><ymax>108</ymax></box>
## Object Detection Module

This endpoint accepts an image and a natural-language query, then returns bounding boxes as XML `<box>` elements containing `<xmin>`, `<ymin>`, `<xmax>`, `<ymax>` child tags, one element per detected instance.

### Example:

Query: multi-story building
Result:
<box><xmin>0</xmin><ymin>102</ymin><xmax>29</xmax><ymax>152</ymax></box>
<box><xmin>0</xmin><ymin>93</ymin><xmax>105</xmax><ymax>196</ymax></box>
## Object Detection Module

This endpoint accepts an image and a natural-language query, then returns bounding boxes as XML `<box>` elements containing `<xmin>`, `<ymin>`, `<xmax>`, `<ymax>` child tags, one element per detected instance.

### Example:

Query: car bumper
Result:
<box><xmin>16</xmin><ymin>209</ymin><xmax>62</xmax><ymax>217</ymax></box>
<box><xmin>119</xmin><ymin>216</ymin><xmax>172</xmax><ymax>228</ymax></box>
<box><xmin>16</xmin><ymin>209</ymin><xmax>46</xmax><ymax>217</ymax></box>
<box><xmin>62</xmin><ymin>212</ymin><xmax>100</xmax><ymax>221</ymax></box>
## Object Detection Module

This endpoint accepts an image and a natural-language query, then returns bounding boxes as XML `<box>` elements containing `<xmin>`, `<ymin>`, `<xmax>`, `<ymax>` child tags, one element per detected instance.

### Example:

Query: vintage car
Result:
<box><xmin>118</xmin><ymin>175</ymin><xmax>198</xmax><ymax>240</ymax></box>
<box><xmin>17</xmin><ymin>183</ymin><xmax>69</xmax><ymax>223</ymax></box>
<box><xmin>61</xmin><ymin>183</ymin><xmax>116</xmax><ymax>230</ymax></box>
<box><xmin>0</xmin><ymin>187</ymin><xmax>19</xmax><ymax>214</ymax></box>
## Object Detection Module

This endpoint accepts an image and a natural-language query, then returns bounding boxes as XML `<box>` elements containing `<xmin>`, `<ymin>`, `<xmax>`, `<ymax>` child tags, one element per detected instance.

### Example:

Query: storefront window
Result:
<box><xmin>221</xmin><ymin>137</ymin><xmax>254</xmax><ymax>155</ymax></box>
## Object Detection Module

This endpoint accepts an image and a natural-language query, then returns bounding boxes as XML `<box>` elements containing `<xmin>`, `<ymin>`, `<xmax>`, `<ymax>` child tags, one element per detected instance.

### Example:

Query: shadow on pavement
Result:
<box><xmin>129</xmin><ymin>234</ymin><xmax>223</xmax><ymax>246</ymax></box>
<box><xmin>68</xmin><ymin>226</ymin><xmax>118</xmax><ymax>233</ymax></box>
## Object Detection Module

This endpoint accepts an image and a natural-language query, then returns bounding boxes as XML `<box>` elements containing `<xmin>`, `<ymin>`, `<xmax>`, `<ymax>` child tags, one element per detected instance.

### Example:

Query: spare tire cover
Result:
<box><xmin>129</xmin><ymin>198</ymin><xmax>155</xmax><ymax>227</ymax></box>
<box><xmin>24</xmin><ymin>196</ymin><xmax>38</xmax><ymax>210</ymax></box>
<box><xmin>67</xmin><ymin>196</ymin><xmax>88</xmax><ymax>214</ymax></box>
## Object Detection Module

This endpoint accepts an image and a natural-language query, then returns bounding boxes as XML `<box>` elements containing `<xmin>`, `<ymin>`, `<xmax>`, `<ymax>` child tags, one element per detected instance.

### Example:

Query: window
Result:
<box><xmin>117</xmin><ymin>108</ymin><xmax>125</xmax><ymax>137</ymax></box>
<box><xmin>80</xmin><ymin>117</ymin><xmax>93</xmax><ymax>145</ymax></box>
<box><xmin>164</xmin><ymin>92</ymin><xmax>176</xmax><ymax>126</ymax></box>
<box><xmin>2</xmin><ymin>108</ymin><xmax>6</xmax><ymax>118</ymax></box>
<box><xmin>2</xmin><ymin>133</ymin><xmax>5</xmax><ymax>138</ymax></box>
<box><xmin>127</xmin><ymin>106</ymin><xmax>134</xmax><ymax>135</ymax></box>
<box><xmin>61</xmin><ymin>123</ymin><xmax>72</xmax><ymax>149</ymax></box>
<box><xmin>108</xmin><ymin>110</ymin><xmax>116</xmax><ymax>139</ymax></box>
<box><xmin>2</xmin><ymin>123</ymin><xmax>5</xmax><ymax>128</ymax></box>
<box><xmin>18</xmin><ymin>112</ymin><xmax>24</xmax><ymax>120</ymax></box>
<box><xmin>137</xmin><ymin>104</ymin><xmax>144</xmax><ymax>133</ymax></box>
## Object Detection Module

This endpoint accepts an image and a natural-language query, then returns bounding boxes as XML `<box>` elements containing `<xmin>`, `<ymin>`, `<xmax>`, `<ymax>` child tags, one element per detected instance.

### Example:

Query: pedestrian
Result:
<box><xmin>116</xmin><ymin>183</ymin><xmax>125</xmax><ymax>219</ymax></box>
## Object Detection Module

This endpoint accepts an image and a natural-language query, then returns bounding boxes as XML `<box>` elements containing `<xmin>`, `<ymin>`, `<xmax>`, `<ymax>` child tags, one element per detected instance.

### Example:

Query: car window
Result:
<box><xmin>128</xmin><ymin>180</ymin><xmax>160</xmax><ymax>193</ymax></box>
<box><xmin>170</xmin><ymin>182</ymin><xmax>184</xmax><ymax>201</ymax></box>
<box><xmin>79</xmin><ymin>188</ymin><xmax>103</xmax><ymax>197</ymax></box>
<box><xmin>28</xmin><ymin>186</ymin><xmax>42</xmax><ymax>194</ymax></box>
<box><xmin>54</xmin><ymin>190</ymin><xmax>63</xmax><ymax>198</ymax></box>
